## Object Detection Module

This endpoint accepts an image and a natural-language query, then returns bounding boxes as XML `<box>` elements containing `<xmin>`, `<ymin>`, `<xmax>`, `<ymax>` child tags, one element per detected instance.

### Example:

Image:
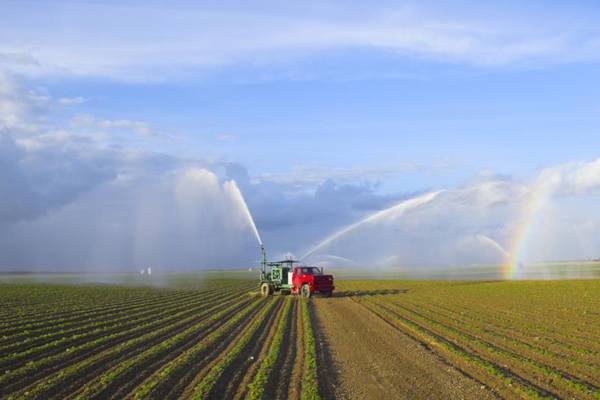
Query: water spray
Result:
<box><xmin>225</xmin><ymin>180</ymin><xmax>263</xmax><ymax>245</ymax></box>
<box><xmin>225</xmin><ymin>180</ymin><xmax>267</xmax><ymax>272</ymax></box>
<box><xmin>301</xmin><ymin>190</ymin><xmax>444</xmax><ymax>261</ymax></box>
<box><xmin>474</xmin><ymin>234</ymin><xmax>510</xmax><ymax>260</ymax></box>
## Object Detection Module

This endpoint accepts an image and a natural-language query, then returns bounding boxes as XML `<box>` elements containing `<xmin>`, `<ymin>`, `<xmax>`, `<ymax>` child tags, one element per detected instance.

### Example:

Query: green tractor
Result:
<box><xmin>258</xmin><ymin>245</ymin><xmax>335</xmax><ymax>298</ymax></box>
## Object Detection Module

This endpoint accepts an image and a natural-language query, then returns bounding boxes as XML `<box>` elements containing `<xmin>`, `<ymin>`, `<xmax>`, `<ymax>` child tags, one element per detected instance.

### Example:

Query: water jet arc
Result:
<box><xmin>301</xmin><ymin>190</ymin><xmax>444</xmax><ymax>261</ymax></box>
<box><xmin>225</xmin><ymin>180</ymin><xmax>263</xmax><ymax>246</ymax></box>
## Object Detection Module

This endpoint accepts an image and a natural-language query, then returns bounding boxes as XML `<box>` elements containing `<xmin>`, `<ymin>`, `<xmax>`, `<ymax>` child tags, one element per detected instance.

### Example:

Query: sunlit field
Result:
<box><xmin>2</xmin><ymin>273</ymin><xmax>600</xmax><ymax>399</ymax></box>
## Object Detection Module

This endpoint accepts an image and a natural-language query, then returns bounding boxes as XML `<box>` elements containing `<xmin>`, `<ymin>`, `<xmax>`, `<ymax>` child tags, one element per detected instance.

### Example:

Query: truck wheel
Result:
<box><xmin>301</xmin><ymin>284</ymin><xmax>311</xmax><ymax>298</ymax></box>
<box><xmin>260</xmin><ymin>283</ymin><xmax>272</xmax><ymax>296</ymax></box>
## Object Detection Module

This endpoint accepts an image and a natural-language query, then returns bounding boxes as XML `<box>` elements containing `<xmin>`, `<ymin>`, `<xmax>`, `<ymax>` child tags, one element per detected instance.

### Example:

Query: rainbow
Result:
<box><xmin>504</xmin><ymin>184</ymin><xmax>552</xmax><ymax>279</ymax></box>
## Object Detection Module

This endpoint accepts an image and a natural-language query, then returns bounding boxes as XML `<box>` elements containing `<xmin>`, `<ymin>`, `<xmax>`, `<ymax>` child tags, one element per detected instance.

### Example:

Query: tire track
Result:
<box><xmin>311</xmin><ymin>299</ymin><xmax>339</xmax><ymax>400</ymax></box>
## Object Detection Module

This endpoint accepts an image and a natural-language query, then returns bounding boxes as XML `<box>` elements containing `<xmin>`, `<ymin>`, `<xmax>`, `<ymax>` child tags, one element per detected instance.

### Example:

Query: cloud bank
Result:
<box><xmin>302</xmin><ymin>165</ymin><xmax>600</xmax><ymax>277</ymax></box>
<box><xmin>0</xmin><ymin>73</ymin><xmax>260</xmax><ymax>271</ymax></box>
<box><xmin>0</xmin><ymin>72</ymin><xmax>407</xmax><ymax>272</ymax></box>
<box><xmin>0</xmin><ymin>168</ymin><xmax>260</xmax><ymax>271</ymax></box>
<box><xmin>2</xmin><ymin>72</ymin><xmax>600</xmax><ymax>277</ymax></box>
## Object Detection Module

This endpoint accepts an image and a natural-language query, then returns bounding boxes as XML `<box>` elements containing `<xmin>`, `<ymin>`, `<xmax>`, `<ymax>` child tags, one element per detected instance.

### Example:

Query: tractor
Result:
<box><xmin>258</xmin><ymin>245</ymin><xmax>334</xmax><ymax>298</ymax></box>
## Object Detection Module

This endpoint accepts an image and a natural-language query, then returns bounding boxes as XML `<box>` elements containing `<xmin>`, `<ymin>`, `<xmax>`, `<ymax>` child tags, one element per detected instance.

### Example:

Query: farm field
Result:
<box><xmin>318</xmin><ymin>280</ymin><xmax>600</xmax><ymax>400</ymax></box>
<box><xmin>1</xmin><ymin>274</ymin><xmax>600</xmax><ymax>399</ymax></box>
<box><xmin>0</xmin><ymin>275</ymin><xmax>317</xmax><ymax>400</ymax></box>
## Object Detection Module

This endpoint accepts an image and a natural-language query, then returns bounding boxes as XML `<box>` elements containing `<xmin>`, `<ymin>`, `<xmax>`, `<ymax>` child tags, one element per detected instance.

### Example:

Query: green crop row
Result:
<box><xmin>421</xmin><ymin>298</ymin><xmax>600</xmax><ymax>359</ymax></box>
<box><xmin>9</xmin><ymin>295</ymin><xmax>251</xmax><ymax>400</ymax></box>
<box><xmin>189</xmin><ymin>298</ymin><xmax>279</xmax><ymax>400</ymax></box>
<box><xmin>0</xmin><ymin>290</ymin><xmax>197</xmax><ymax>336</ymax></box>
<box><xmin>0</xmin><ymin>284</ymin><xmax>153</xmax><ymax>312</ymax></box>
<box><xmin>400</xmin><ymin>299</ymin><xmax>600</xmax><ymax>386</ymax></box>
<box><xmin>375</xmin><ymin>296</ymin><xmax>600</xmax><ymax>398</ymax></box>
<box><xmin>0</xmin><ymin>292</ymin><xmax>248</xmax><ymax>397</ymax></box>
<box><xmin>73</xmin><ymin>295</ymin><xmax>256</xmax><ymax>400</ymax></box>
<box><xmin>399</xmin><ymin>284</ymin><xmax>600</xmax><ymax>345</ymax></box>
<box><xmin>0</xmin><ymin>287</ymin><xmax>184</xmax><ymax>330</ymax></box>
<box><xmin>369</xmin><ymin>297</ymin><xmax>598</xmax><ymax>400</ymax></box>
<box><xmin>246</xmin><ymin>297</ymin><xmax>293</xmax><ymax>400</ymax></box>
<box><xmin>131</xmin><ymin>297</ymin><xmax>274</xmax><ymax>400</ymax></box>
<box><xmin>0</xmin><ymin>287</ymin><xmax>236</xmax><ymax>357</ymax></box>
<box><xmin>0</xmin><ymin>281</ymin><xmax>252</xmax><ymax>333</ymax></box>
<box><xmin>300</xmin><ymin>300</ymin><xmax>319</xmax><ymax>400</ymax></box>
<box><xmin>0</xmin><ymin>294</ymin><xmax>199</xmax><ymax>354</ymax></box>
<box><xmin>0</xmin><ymin>289</ymin><xmax>240</xmax><ymax>371</ymax></box>
<box><xmin>357</xmin><ymin>297</ymin><xmax>542</xmax><ymax>400</ymax></box>
<box><xmin>442</xmin><ymin>298</ymin><xmax>600</xmax><ymax>347</ymax></box>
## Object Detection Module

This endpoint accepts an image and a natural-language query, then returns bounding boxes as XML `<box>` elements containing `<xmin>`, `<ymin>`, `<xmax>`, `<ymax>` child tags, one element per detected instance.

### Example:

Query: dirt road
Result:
<box><xmin>312</xmin><ymin>296</ymin><xmax>497</xmax><ymax>400</ymax></box>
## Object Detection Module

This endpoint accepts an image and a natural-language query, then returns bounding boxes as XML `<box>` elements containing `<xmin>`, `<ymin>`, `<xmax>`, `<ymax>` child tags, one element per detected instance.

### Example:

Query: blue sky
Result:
<box><xmin>2</xmin><ymin>1</ymin><xmax>600</xmax><ymax>270</ymax></box>
<box><xmin>10</xmin><ymin>0</ymin><xmax>596</xmax><ymax>188</ymax></box>
<box><xmin>47</xmin><ymin>61</ymin><xmax>600</xmax><ymax>189</ymax></box>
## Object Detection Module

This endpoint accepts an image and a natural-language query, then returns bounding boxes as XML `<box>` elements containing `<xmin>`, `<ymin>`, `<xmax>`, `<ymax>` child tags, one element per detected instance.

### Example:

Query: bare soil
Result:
<box><xmin>313</xmin><ymin>296</ymin><xmax>497</xmax><ymax>400</ymax></box>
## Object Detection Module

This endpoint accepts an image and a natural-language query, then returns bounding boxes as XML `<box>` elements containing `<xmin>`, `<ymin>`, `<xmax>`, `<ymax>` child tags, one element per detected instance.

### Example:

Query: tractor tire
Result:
<box><xmin>301</xmin><ymin>284</ymin><xmax>311</xmax><ymax>298</ymax></box>
<box><xmin>260</xmin><ymin>283</ymin><xmax>273</xmax><ymax>296</ymax></box>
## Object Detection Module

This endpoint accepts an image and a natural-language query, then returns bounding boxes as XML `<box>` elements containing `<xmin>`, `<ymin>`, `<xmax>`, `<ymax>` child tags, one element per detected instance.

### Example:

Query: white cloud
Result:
<box><xmin>215</xmin><ymin>133</ymin><xmax>236</xmax><ymax>142</ymax></box>
<box><xmin>68</xmin><ymin>113</ymin><xmax>160</xmax><ymax>138</ymax></box>
<box><xmin>99</xmin><ymin>119</ymin><xmax>156</xmax><ymax>137</ymax></box>
<box><xmin>0</xmin><ymin>74</ymin><xmax>259</xmax><ymax>271</ymax></box>
<box><xmin>0</xmin><ymin>73</ymin><xmax>50</xmax><ymax>132</ymax></box>
<box><xmin>571</xmin><ymin>160</ymin><xmax>600</xmax><ymax>193</ymax></box>
<box><xmin>58</xmin><ymin>96</ymin><xmax>88</xmax><ymax>105</ymax></box>
<box><xmin>0</xmin><ymin>73</ymin><xmax>161</xmax><ymax>145</ymax></box>
<box><xmin>1</xmin><ymin>2</ymin><xmax>599</xmax><ymax>80</ymax></box>
<box><xmin>256</xmin><ymin>161</ymin><xmax>453</xmax><ymax>187</ymax></box>
<box><xmin>0</xmin><ymin>52</ymin><xmax>40</xmax><ymax>67</ymax></box>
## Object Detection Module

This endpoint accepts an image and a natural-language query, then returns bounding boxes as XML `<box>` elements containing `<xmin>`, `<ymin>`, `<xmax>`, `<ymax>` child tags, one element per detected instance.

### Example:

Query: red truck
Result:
<box><xmin>290</xmin><ymin>266</ymin><xmax>335</xmax><ymax>298</ymax></box>
<box><xmin>259</xmin><ymin>254</ymin><xmax>335</xmax><ymax>298</ymax></box>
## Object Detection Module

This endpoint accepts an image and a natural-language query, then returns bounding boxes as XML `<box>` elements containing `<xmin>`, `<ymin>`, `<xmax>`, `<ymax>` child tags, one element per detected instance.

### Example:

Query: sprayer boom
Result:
<box><xmin>260</xmin><ymin>244</ymin><xmax>267</xmax><ymax>274</ymax></box>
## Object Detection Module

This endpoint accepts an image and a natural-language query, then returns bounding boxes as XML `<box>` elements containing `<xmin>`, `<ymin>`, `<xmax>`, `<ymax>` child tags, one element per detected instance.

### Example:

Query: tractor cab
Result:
<box><xmin>259</xmin><ymin>256</ymin><xmax>297</xmax><ymax>296</ymax></box>
<box><xmin>258</xmin><ymin>246</ymin><xmax>334</xmax><ymax>297</ymax></box>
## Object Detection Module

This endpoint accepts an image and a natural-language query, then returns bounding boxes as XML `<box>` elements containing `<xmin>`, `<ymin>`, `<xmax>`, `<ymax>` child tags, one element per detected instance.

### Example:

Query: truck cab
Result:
<box><xmin>291</xmin><ymin>266</ymin><xmax>334</xmax><ymax>298</ymax></box>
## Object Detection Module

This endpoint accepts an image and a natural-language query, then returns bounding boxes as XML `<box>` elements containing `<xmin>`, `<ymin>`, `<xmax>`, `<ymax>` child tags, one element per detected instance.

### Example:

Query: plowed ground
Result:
<box><xmin>313</xmin><ymin>296</ymin><xmax>495</xmax><ymax>399</ymax></box>
<box><xmin>315</xmin><ymin>280</ymin><xmax>600</xmax><ymax>400</ymax></box>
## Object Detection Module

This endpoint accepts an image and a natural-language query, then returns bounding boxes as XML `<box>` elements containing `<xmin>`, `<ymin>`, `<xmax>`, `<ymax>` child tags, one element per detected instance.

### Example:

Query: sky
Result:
<box><xmin>1</xmin><ymin>0</ymin><xmax>600</xmax><ymax>273</ymax></box>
